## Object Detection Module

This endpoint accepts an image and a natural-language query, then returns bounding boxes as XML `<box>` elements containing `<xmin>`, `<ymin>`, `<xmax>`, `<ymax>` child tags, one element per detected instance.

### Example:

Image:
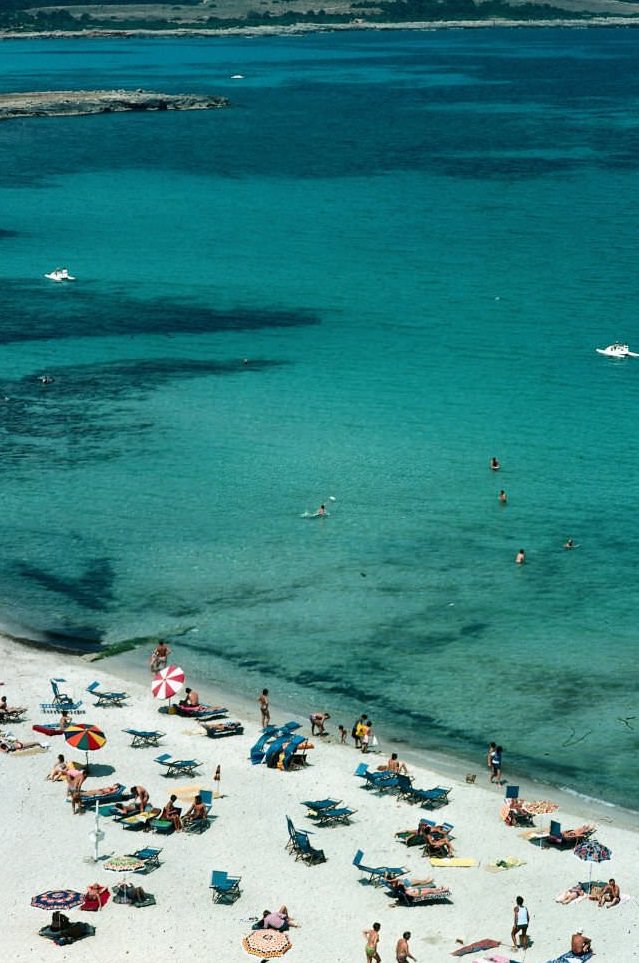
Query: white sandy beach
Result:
<box><xmin>2</xmin><ymin>635</ymin><xmax>638</xmax><ymax>963</ymax></box>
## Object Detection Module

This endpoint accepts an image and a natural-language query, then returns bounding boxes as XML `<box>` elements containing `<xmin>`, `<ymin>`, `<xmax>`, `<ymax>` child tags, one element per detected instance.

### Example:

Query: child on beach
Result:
<box><xmin>490</xmin><ymin>745</ymin><xmax>503</xmax><ymax>783</ymax></box>
<box><xmin>338</xmin><ymin>725</ymin><xmax>347</xmax><ymax>744</ymax></box>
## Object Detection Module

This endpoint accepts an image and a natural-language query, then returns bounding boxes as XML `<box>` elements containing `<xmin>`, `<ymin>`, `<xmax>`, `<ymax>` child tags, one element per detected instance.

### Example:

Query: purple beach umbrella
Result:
<box><xmin>574</xmin><ymin>839</ymin><xmax>612</xmax><ymax>883</ymax></box>
<box><xmin>31</xmin><ymin>889</ymin><xmax>83</xmax><ymax>911</ymax></box>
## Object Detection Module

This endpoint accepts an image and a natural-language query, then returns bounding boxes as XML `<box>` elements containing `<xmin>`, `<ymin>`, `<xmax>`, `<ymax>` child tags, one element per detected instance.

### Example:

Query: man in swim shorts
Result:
<box><xmin>363</xmin><ymin>922</ymin><xmax>381</xmax><ymax>962</ymax></box>
<box><xmin>511</xmin><ymin>895</ymin><xmax>530</xmax><ymax>949</ymax></box>
<box><xmin>396</xmin><ymin>931</ymin><xmax>416</xmax><ymax>962</ymax></box>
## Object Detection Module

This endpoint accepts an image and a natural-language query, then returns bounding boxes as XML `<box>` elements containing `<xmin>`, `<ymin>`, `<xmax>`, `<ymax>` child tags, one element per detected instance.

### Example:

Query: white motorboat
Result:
<box><xmin>595</xmin><ymin>342</ymin><xmax>639</xmax><ymax>358</ymax></box>
<box><xmin>44</xmin><ymin>268</ymin><xmax>76</xmax><ymax>282</ymax></box>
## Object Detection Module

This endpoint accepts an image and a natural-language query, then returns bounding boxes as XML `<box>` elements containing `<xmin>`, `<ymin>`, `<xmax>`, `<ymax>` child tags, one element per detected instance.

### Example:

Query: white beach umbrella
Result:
<box><xmin>152</xmin><ymin>665</ymin><xmax>185</xmax><ymax>702</ymax></box>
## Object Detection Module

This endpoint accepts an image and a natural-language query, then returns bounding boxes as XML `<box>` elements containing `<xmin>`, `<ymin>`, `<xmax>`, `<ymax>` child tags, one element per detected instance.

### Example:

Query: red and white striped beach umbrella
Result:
<box><xmin>152</xmin><ymin>665</ymin><xmax>185</xmax><ymax>701</ymax></box>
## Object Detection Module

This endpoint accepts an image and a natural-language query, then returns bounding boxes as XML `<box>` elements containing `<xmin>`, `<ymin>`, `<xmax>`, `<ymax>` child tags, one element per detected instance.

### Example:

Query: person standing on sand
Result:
<box><xmin>258</xmin><ymin>689</ymin><xmax>270</xmax><ymax>727</ymax></box>
<box><xmin>396</xmin><ymin>931</ymin><xmax>416</xmax><ymax>963</ymax></box>
<box><xmin>150</xmin><ymin>640</ymin><xmax>170</xmax><ymax>673</ymax></box>
<box><xmin>364</xmin><ymin>922</ymin><xmax>381</xmax><ymax>962</ymax></box>
<box><xmin>511</xmin><ymin>895</ymin><xmax>530</xmax><ymax>949</ymax></box>
<box><xmin>487</xmin><ymin>741</ymin><xmax>496</xmax><ymax>773</ymax></box>
<box><xmin>490</xmin><ymin>745</ymin><xmax>503</xmax><ymax>784</ymax></box>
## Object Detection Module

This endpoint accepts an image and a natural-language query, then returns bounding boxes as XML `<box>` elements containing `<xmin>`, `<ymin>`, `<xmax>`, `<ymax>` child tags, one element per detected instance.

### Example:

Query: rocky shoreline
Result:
<box><xmin>0</xmin><ymin>89</ymin><xmax>229</xmax><ymax>121</ymax></box>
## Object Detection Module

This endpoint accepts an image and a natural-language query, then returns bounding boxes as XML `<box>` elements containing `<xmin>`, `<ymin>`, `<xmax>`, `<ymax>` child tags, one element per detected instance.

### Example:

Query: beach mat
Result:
<box><xmin>12</xmin><ymin>745</ymin><xmax>48</xmax><ymax>756</ymax></box>
<box><xmin>481</xmin><ymin>956</ymin><xmax>518</xmax><ymax>963</ymax></box>
<box><xmin>430</xmin><ymin>858</ymin><xmax>477</xmax><ymax>867</ymax></box>
<box><xmin>452</xmin><ymin>940</ymin><xmax>500</xmax><ymax>957</ymax></box>
<box><xmin>485</xmin><ymin>856</ymin><xmax>526</xmax><ymax>873</ymax></box>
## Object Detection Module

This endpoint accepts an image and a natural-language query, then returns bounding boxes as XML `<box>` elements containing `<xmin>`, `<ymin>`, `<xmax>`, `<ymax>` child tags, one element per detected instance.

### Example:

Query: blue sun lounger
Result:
<box><xmin>210</xmin><ymin>870</ymin><xmax>242</xmax><ymax>903</ymax></box>
<box><xmin>352</xmin><ymin>849</ymin><xmax>408</xmax><ymax>886</ymax></box>
<box><xmin>154</xmin><ymin>753</ymin><xmax>202</xmax><ymax>778</ymax></box>
<box><xmin>40</xmin><ymin>679</ymin><xmax>84</xmax><ymax>714</ymax></box>
<box><xmin>86</xmin><ymin>681</ymin><xmax>128</xmax><ymax>707</ymax></box>
<box><xmin>123</xmin><ymin>729</ymin><xmax>165</xmax><ymax>748</ymax></box>
<box><xmin>409</xmin><ymin>785</ymin><xmax>452</xmax><ymax>809</ymax></box>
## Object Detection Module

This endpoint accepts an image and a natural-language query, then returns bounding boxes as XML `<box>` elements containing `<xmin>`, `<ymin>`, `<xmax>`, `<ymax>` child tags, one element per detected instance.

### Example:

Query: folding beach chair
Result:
<box><xmin>86</xmin><ymin>681</ymin><xmax>127</xmax><ymax>708</ymax></box>
<box><xmin>127</xmin><ymin>847</ymin><xmax>162</xmax><ymax>872</ymax></box>
<box><xmin>352</xmin><ymin>849</ymin><xmax>407</xmax><ymax>886</ymax></box>
<box><xmin>154</xmin><ymin>753</ymin><xmax>202</xmax><ymax>778</ymax></box>
<box><xmin>409</xmin><ymin>785</ymin><xmax>452</xmax><ymax>809</ymax></box>
<box><xmin>123</xmin><ymin>729</ymin><xmax>165</xmax><ymax>748</ymax></box>
<box><xmin>210</xmin><ymin>870</ymin><xmax>242</xmax><ymax>904</ymax></box>
<box><xmin>40</xmin><ymin>679</ymin><xmax>84</xmax><ymax>714</ymax></box>
<box><xmin>505</xmin><ymin>785</ymin><xmax>520</xmax><ymax>799</ymax></box>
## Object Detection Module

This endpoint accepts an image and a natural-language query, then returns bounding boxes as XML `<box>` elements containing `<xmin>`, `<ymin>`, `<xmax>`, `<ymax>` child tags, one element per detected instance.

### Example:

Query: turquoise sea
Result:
<box><xmin>1</xmin><ymin>28</ymin><xmax>638</xmax><ymax>809</ymax></box>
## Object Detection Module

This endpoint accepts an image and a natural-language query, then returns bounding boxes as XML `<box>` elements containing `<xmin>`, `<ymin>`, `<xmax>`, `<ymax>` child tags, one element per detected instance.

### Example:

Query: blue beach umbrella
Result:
<box><xmin>574</xmin><ymin>839</ymin><xmax>612</xmax><ymax>883</ymax></box>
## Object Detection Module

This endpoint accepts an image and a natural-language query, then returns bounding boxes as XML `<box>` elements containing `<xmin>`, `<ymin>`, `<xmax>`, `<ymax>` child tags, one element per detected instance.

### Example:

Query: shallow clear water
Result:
<box><xmin>1</xmin><ymin>29</ymin><xmax>638</xmax><ymax>808</ymax></box>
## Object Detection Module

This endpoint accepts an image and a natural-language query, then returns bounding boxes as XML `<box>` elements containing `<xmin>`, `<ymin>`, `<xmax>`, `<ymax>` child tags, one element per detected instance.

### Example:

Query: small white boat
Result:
<box><xmin>44</xmin><ymin>268</ymin><xmax>76</xmax><ymax>282</ymax></box>
<box><xmin>230</xmin><ymin>74</ymin><xmax>244</xmax><ymax>80</ymax></box>
<box><xmin>595</xmin><ymin>342</ymin><xmax>639</xmax><ymax>358</ymax></box>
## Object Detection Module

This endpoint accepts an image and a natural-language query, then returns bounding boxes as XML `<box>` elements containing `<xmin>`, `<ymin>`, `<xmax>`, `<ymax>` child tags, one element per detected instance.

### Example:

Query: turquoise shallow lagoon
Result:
<box><xmin>0</xmin><ymin>29</ymin><xmax>638</xmax><ymax>808</ymax></box>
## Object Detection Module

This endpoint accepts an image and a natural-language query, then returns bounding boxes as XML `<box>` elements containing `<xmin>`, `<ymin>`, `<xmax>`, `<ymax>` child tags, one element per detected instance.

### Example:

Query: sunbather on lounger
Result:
<box><xmin>115</xmin><ymin>785</ymin><xmax>149</xmax><ymax>815</ymax></box>
<box><xmin>387</xmin><ymin>752</ymin><xmax>409</xmax><ymax>775</ymax></box>
<box><xmin>424</xmin><ymin>829</ymin><xmax>455</xmax><ymax>857</ymax></box>
<box><xmin>182</xmin><ymin>795</ymin><xmax>207</xmax><ymax>827</ymax></box>
<box><xmin>0</xmin><ymin>738</ymin><xmax>42</xmax><ymax>752</ymax></box>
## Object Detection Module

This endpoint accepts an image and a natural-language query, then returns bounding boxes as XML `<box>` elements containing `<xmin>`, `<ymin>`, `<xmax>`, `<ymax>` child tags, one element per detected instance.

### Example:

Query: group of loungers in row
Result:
<box><xmin>355</xmin><ymin>763</ymin><xmax>452</xmax><ymax>808</ymax></box>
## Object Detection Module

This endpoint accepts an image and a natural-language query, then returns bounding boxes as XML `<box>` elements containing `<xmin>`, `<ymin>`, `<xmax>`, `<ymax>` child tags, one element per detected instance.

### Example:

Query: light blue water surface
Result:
<box><xmin>0</xmin><ymin>29</ymin><xmax>638</xmax><ymax>807</ymax></box>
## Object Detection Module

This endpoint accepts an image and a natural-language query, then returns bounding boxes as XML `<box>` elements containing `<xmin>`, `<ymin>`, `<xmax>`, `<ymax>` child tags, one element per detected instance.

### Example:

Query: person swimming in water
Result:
<box><xmin>563</xmin><ymin>537</ymin><xmax>574</xmax><ymax>550</ymax></box>
<box><xmin>515</xmin><ymin>549</ymin><xmax>525</xmax><ymax>565</ymax></box>
<box><xmin>490</xmin><ymin>457</ymin><xmax>500</xmax><ymax>471</ymax></box>
<box><xmin>498</xmin><ymin>490</ymin><xmax>507</xmax><ymax>504</ymax></box>
<box><xmin>317</xmin><ymin>504</ymin><xmax>326</xmax><ymax>516</ymax></box>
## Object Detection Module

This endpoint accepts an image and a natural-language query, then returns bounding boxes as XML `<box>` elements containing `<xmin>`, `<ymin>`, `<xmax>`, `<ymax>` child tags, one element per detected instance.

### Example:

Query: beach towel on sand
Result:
<box><xmin>430</xmin><ymin>858</ymin><xmax>477</xmax><ymax>867</ymax></box>
<box><xmin>452</xmin><ymin>940</ymin><xmax>500</xmax><ymax>956</ymax></box>
<box><xmin>545</xmin><ymin>953</ymin><xmax>593</xmax><ymax>963</ymax></box>
<box><xmin>481</xmin><ymin>955</ymin><xmax>517</xmax><ymax>963</ymax></box>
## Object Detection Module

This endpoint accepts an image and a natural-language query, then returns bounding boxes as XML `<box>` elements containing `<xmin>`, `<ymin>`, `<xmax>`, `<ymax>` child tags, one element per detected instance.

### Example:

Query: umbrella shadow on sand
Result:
<box><xmin>82</xmin><ymin>763</ymin><xmax>115</xmax><ymax>778</ymax></box>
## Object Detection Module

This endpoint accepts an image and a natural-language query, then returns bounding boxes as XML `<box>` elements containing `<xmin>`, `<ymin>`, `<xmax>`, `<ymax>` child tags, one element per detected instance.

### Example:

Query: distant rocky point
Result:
<box><xmin>0</xmin><ymin>89</ymin><xmax>229</xmax><ymax>121</ymax></box>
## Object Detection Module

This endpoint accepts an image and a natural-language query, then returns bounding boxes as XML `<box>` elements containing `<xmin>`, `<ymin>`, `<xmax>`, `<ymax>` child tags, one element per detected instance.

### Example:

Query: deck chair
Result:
<box><xmin>352</xmin><ymin>849</ymin><xmax>407</xmax><ymax>886</ymax></box>
<box><xmin>282</xmin><ymin>734</ymin><xmax>308</xmax><ymax>770</ymax></box>
<box><xmin>364</xmin><ymin>770</ymin><xmax>399</xmax><ymax>792</ymax></box>
<box><xmin>154</xmin><ymin>753</ymin><xmax>202</xmax><ymax>778</ymax></box>
<box><xmin>86</xmin><ymin>681</ymin><xmax>127</xmax><ymax>707</ymax></box>
<box><xmin>210</xmin><ymin>870</ymin><xmax>242</xmax><ymax>903</ymax></box>
<box><xmin>294</xmin><ymin>831</ymin><xmax>326</xmax><ymax>865</ymax></box>
<box><xmin>314</xmin><ymin>805</ymin><xmax>356</xmax><ymax>826</ymax></box>
<box><xmin>546</xmin><ymin>821</ymin><xmax>595</xmax><ymax>848</ymax></box>
<box><xmin>505</xmin><ymin>785</ymin><xmax>520</xmax><ymax>799</ymax></box>
<box><xmin>0</xmin><ymin>706</ymin><xmax>28</xmax><ymax>723</ymax></box>
<box><xmin>250</xmin><ymin>729</ymin><xmax>278</xmax><ymax>765</ymax></box>
<box><xmin>127</xmin><ymin>847</ymin><xmax>162</xmax><ymax>872</ymax></box>
<box><xmin>40</xmin><ymin>679</ymin><xmax>84</xmax><ymax>714</ymax></box>
<box><xmin>302</xmin><ymin>798</ymin><xmax>341</xmax><ymax>814</ymax></box>
<box><xmin>354</xmin><ymin>762</ymin><xmax>370</xmax><ymax>778</ymax></box>
<box><xmin>123</xmin><ymin>729</ymin><xmax>165</xmax><ymax>748</ymax></box>
<box><xmin>395</xmin><ymin>773</ymin><xmax>416</xmax><ymax>800</ymax></box>
<box><xmin>409</xmin><ymin>785</ymin><xmax>452</xmax><ymax>809</ymax></box>
<box><xmin>117</xmin><ymin>809</ymin><xmax>161</xmax><ymax>831</ymax></box>
<box><xmin>183</xmin><ymin>800</ymin><xmax>211</xmax><ymax>835</ymax></box>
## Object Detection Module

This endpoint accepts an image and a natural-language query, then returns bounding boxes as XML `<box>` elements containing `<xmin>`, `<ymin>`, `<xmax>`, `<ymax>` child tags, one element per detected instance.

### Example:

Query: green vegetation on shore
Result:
<box><xmin>0</xmin><ymin>0</ymin><xmax>630</xmax><ymax>33</ymax></box>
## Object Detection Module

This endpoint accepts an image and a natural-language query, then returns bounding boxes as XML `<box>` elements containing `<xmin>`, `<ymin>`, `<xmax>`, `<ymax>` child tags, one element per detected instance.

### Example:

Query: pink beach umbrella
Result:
<box><xmin>152</xmin><ymin>665</ymin><xmax>185</xmax><ymax>703</ymax></box>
